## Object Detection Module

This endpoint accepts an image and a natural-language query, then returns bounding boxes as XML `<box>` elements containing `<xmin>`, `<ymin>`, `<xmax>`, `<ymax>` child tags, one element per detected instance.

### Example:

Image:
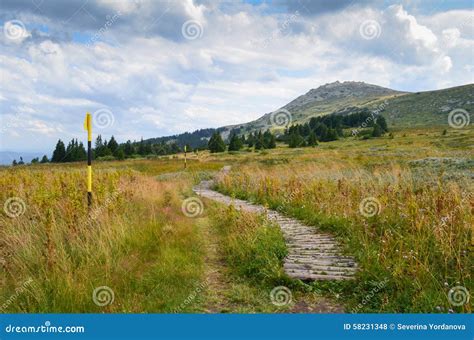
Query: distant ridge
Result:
<box><xmin>144</xmin><ymin>81</ymin><xmax>473</xmax><ymax>147</ymax></box>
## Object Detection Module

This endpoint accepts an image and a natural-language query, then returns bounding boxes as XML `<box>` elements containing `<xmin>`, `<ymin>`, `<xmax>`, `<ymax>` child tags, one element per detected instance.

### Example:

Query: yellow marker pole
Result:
<box><xmin>84</xmin><ymin>112</ymin><xmax>92</xmax><ymax>208</ymax></box>
<box><xmin>184</xmin><ymin>145</ymin><xmax>187</xmax><ymax>169</ymax></box>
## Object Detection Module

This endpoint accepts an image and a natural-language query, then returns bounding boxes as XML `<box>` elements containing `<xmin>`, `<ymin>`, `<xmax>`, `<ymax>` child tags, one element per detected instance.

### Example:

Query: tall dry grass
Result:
<box><xmin>216</xmin><ymin>162</ymin><xmax>472</xmax><ymax>312</ymax></box>
<box><xmin>0</xmin><ymin>165</ymin><xmax>206</xmax><ymax>312</ymax></box>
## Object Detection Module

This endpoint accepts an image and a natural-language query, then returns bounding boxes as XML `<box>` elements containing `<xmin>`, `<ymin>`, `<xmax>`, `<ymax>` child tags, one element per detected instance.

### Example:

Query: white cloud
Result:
<box><xmin>0</xmin><ymin>1</ymin><xmax>472</xmax><ymax>153</ymax></box>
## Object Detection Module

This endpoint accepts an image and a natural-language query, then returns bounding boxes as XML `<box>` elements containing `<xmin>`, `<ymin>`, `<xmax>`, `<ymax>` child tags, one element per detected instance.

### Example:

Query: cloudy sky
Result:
<box><xmin>0</xmin><ymin>0</ymin><xmax>473</xmax><ymax>154</ymax></box>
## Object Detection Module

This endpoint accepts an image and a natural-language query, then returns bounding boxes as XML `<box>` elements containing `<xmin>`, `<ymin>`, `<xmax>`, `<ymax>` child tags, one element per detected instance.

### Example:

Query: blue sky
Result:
<box><xmin>0</xmin><ymin>0</ymin><xmax>473</xmax><ymax>155</ymax></box>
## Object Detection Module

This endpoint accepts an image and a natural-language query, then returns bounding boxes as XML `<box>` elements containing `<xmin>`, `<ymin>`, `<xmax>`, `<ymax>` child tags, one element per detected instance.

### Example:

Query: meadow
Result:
<box><xmin>1</xmin><ymin>126</ymin><xmax>472</xmax><ymax>313</ymax></box>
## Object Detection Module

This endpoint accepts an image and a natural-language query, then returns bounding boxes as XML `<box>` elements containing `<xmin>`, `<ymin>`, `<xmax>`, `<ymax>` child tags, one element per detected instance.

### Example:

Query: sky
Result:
<box><xmin>0</xmin><ymin>0</ymin><xmax>473</xmax><ymax>154</ymax></box>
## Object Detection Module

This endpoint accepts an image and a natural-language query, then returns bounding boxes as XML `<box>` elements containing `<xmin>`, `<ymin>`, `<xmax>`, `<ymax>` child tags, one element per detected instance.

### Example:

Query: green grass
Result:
<box><xmin>2</xmin><ymin>126</ymin><xmax>472</xmax><ymax>313</ymax></box>
<box><xmin>0</xmin><ymin>167</ymin><xmax>207</xmax><ymax>313</ymax></box>
<box><xmin>206</xmin><ymin>203</ymin><xmax>322</xmax><ymax>312</ymax></box>
<box><xmin>214</xmin><ymin>127</ymin><xmax>473</xmax><ymax>313</ymax></box>
<box><xmin>211</xmin><ymin>205</ymin><xmax>288</xmax><ymax>285</ymax></box>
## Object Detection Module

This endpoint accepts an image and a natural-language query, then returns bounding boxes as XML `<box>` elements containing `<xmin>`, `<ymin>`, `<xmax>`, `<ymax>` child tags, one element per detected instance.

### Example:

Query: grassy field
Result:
<box><xmin>215</xmin><ymin>126</ymin><xmax>473</xmax><ymax>313</ymax></box>
<box><xmin>1</xmin><ymin>126</ymin><xmax>472</xmax><ymax>313</ymax></box>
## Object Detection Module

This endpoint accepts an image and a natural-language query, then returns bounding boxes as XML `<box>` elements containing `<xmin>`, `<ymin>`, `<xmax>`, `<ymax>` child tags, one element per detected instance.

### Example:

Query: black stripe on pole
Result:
<box><xmin>87</xmin><ymin>141</ymin><xmax>92</xmax><ymax>166</ymax></box>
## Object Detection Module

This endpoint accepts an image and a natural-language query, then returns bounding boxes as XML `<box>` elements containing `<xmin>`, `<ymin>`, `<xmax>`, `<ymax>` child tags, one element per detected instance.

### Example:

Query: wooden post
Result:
<box><xmin>84</xmin><ymin>112</ymin><xmax>92</xmax><ymax>208</ymax></box>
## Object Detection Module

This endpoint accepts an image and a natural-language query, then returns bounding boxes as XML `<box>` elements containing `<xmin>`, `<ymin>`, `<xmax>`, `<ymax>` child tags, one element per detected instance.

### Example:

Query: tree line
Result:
<box><xmin>208</xmin><ymin>129</ymin><xmax>277</xmax><ymax>153</ymax></box>
<box><xmin>283</xmin><ymin>108</ymin><xmax>388</xmax><ymax>148</ymax></box>
<box><xmin>13</xmin><ymin>109</ymin><xmax>390</xmax><ymax>165</ymax></box>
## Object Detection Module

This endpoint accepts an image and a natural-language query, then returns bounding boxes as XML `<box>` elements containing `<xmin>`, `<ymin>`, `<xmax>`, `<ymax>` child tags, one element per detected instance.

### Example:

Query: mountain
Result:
<box><xmin>222</xmin><ymin>81</ymin><xmax>473</xmax><ymax>136</ymax></box>
<box><xmin>145</xmin><ymin>81</ymin><xmax>473</xmax><ymax>146</ymax></box>
<box><xmin>220</xmin><ymin>81</ymin><xmax>406</xmax><ymax>135</ymax></box>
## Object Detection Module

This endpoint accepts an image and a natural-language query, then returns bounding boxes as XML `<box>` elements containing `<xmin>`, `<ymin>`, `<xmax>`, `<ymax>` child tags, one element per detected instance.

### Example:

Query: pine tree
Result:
<box><xmin>31</xmin><ymin>157</ymin><xmax>39</xmax><ymax>164</ymax></box>
<box><xmin>115</xmin><ymin>147</ymin><xmax>125</xmax><ymax>160</ymax></box>
<box><xmin>40</xmin><ymin>155</ymin><xmax>49</xmax><ymax>163</ymax></box>
<box><xmin>240</xmin><ymin>135</ymin><xmax>246</xmax><ymax>147</ymax></box>
<box><xmin>376</xmin><ymin>116</ymin><xmax>388</xmax><ymax>132</ymax></box>
<box><xmin>255</xmin><ymin>131</ymin><xmax>264</xmax><ymax>150</ymax></box>
<box><xmin>308</xmin><ymin>131</ymin><xmax>318</xmax><ymax>147</ymax></box>
<box><xmin>101</xmin><ymin>139</ymin><xmax>112</xmax><ymax>156</ymax></box>
<box><xmin>228</xmin><ymin>133</ymin><xmax>243</xmax><ymax>151</ymax></box>
<box><xmin>246</xmin><ymin>133</ymin><xmax>255</xmax><ymax>148</ymax></box>
<box><xmin>208</xmin><ymin>132</ymin><xmax>226</xmax><ymax>153</ymax></box>
<box><xmin>18</xmin><ymin>157</ymin><xmax>24</xmax><ymax>165</ymax></box>
<box><xmin>315</xmin><ymin>123</ymin><xmax>328</xmax><ymax>141</ymax></box>
<box><xmin>51</xmin><ymin>139</ymin><xmax>66</xmax><ymax>162</ymax></box>
<box><xmin>263</xmin><ymin>130</ymin><xmax>276</xmax><ymax>149</ymax></box>
<box><xmin>145</xmin><ymin>142</ymin><xmax>153</xmax><ymax>155</ymax></box>
<box><xmin>372</xmin><ymin>124</ymin><xmax>383</xmax><ymax>137</ymax></box>
<box><xmin>108</xmin><ymin>136</ymin><xmax>119</xmax><ymax>154</ymax></box>
<box><xmin>124</xmin><ymin>140</ymin><xmax>134</xmax><ymax>156</ymax></box>
<box><xmin>138</xmin><ymin>138</ymin><xmax>147</xmax><ymax>155</ymax></box>
<box><xmin>64</xmin><ymin>139</ymin><xmax>73</xmax><ymax>162</ymax></box>
<box><xmin>77</xmin><ymin>142</ymin><xmax>87</xmax><ymax>161</ymax></box>
<box><xmin>95</xmin><ymin>135</ymin><xmax>104</xmax><ymax>157</ymax></box>
<box><xmin>12</xmin><ymin>159</ymin><xmax>17</xmax><ymax>166</ymax></box>
<box><xmin>289</xmin><ymin>132</ymin><xmax>305</xmax><ymax>148</ymax></box>
<box><xmin>323</xmin><ymin>128</ymin><xmax>338</xmax><ymax>142</ymax></box>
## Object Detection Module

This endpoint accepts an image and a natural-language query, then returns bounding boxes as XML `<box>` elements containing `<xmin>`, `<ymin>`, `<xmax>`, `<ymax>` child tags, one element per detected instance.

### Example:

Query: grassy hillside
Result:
<box><xmin>372</xmin><ymin>84</ymin><xmax>473</xmax><ymax>127</ymax></box>
<box><xmin>223</xmin><ymin>82</ymin><xmax>473</xmax><ymax>135</ymax></box>
<box><xmin>224</xmin><ymin>81</ymin><xmax>405</xmax><ymax>135</ymax></box>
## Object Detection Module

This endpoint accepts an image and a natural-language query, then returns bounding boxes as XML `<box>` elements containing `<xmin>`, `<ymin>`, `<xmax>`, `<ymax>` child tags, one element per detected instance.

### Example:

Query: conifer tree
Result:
<box><xmin>308</xmin><ymin>131</ymin><xmax>318</xmax><ymax>147</ymax></box>
<box><xmin>228</xmin><ymin>133</ymin><xmax>243</xmax><ymax>151</ymax></box>
<box><xmin>51</xmin><ymin>139</ymin><xmax>66</xmax><ymax>162</ymax></box>
<box><xmin>208</xmin><ymin>132</ymin><xmax>226</xmax><ymax>153</ymax></box>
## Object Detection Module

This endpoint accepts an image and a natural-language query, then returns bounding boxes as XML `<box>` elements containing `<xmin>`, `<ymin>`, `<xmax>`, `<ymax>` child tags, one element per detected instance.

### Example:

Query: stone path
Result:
<box><xmin>193</xmin><ymin>167</ymin><xmax>358</xmax><ymax>281</ymax></box>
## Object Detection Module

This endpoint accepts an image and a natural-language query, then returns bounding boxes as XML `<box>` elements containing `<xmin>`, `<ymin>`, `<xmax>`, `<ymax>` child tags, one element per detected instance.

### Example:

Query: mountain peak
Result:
<box><xmin>281</xmin><ymin>81</ymin><xmax>403</xmax><ymax>112</ymax></box>
<box><xmin>313</xmin><ymin>80</ymin><xmax>386</xmax><ymax>91</ymax></box>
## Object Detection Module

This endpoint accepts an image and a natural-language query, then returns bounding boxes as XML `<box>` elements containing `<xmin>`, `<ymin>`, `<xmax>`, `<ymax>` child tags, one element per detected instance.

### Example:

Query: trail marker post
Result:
<box><xmin>84</xmin><ymin>112</ymin><xmax>92</xmax><ymax>208</ymax></box>
<box><xmin>184</xmin><ymin>145</ymin><xmax>187</xmax><ymax>169</ymax></box>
